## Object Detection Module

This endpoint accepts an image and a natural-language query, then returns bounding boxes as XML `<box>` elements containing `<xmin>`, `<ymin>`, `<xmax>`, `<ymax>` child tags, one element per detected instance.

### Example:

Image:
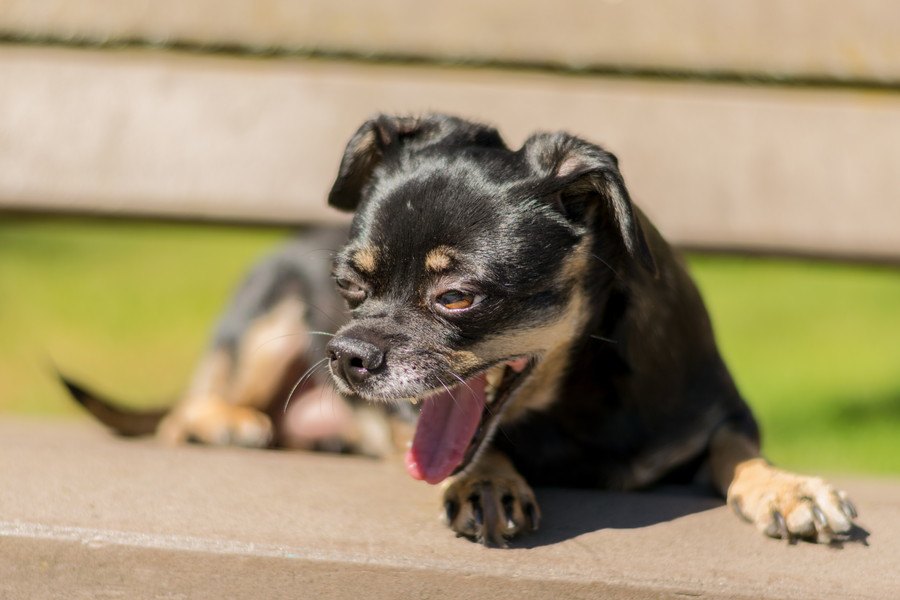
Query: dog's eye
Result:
<box><xmin>335</xmin><ymin>278</ymin><xmax>367</xmax><ymax>303</ymax></box>
<box><xmin>435</xmin><ymin>290</ymin><xmax>478</xmax><ymax>311</ymax></box>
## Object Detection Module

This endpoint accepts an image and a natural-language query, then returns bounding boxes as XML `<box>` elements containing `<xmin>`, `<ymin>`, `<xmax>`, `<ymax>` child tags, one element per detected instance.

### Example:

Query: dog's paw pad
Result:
<box><xmin>442</xmin><ymin>473</ymin><xmax>540</xmax><ymax>547</ymax></box>
<box><xmin>729</xmin><ymin>460</ymin><xmax>858</xmax><ymax>544</ymax></box>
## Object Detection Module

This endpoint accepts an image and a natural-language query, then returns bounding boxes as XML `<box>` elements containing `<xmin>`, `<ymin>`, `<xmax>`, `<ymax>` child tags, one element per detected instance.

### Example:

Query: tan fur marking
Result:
<box><xmin>501</xmin><ymin>339</ymin><xmax>572</xmax><ymax>421</ymax></box>
<box><xmin>556</xmin><ymin>154</ymin><xmax>585</xmax><ymax>178</ymax></box>
<box><xmin>158</xmin><ymin>349</ymin><xmax>236</xmax><ymax>444</ymax></box>
<box><xmin>559</xmin><ymin>235</ymin><xmax>592</xmax><ymax>284</ymax></box>
<box><xmin>425</xmin><ymin>246</ymin><xmax>455</xmax><ymax>272</ymax></box>
<box><xmin>493</xmin><ymin>288</ymin><xmax>589</xmax><ymax>422</ymax></box>
<box><xmin>492</xmin><ymin>236</ymin><xmax>593</xmax><ymax>419</ymax></box>
<box><xmin>184</xmin><ymin>349</ymin><xmax>234</xmax><ymax>403</ymax></box>
<box><xmin>230</xmin><ymin>295</ymin><xmax>309</xmax><ymax>409</ymax></box>
<box><xmin>445</xmin><ymin>236</ymin><xmax>592</xmax><ymax>390</ymax></box>
<box><xmin>353</xmin><ymin>246</ymin><xmax>378</xmax><ymax>273</ymax></box>
<box><xmin>447</xmin><ymin>349</ymin><xmax>480</xmax><ymax>373</ymax></box>
<box><xmin>443</xmin><ymin>236</ymin><xmax>592</xmax><ymax>422</ymax></box>
<box><xmin>354</xmin><ymin>128</ymin><xmax>377</xmax><ymax>156</ymax></box>
<box><xmin>442</xmin><ymin>450</ymin><xmax>521</xmax><ymax>492</ymax></box>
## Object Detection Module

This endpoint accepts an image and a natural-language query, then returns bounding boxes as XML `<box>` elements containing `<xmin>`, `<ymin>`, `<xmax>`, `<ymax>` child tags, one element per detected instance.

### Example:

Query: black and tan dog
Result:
<box><xmin>64</xmin><ymin>113</ymin><xmax>858</xmax><ymax>547</ymax></box>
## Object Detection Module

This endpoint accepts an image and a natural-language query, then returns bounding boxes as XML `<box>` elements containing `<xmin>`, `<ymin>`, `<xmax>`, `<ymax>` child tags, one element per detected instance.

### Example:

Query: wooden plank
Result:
<box><xmin>1</xmin><ymin>0</ymin><xmax>899</xmax><ymax>83</ymax></box>
<box><xmin>1</xmin><ymin>46</ymin><xmax>899</xmax><ymax>259</ymax></box>
<box><xmin>0</xmin><ymin>0</ymin><xmax>900</xmax><ymax>84</ymax></box>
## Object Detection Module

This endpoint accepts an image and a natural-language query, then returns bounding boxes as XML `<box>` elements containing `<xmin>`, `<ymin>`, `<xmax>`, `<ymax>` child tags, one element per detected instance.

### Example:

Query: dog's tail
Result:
<box><xmin>58</xmin><ymin>373</ymin><xmax>169</xmax><ymax>437</ymax></box>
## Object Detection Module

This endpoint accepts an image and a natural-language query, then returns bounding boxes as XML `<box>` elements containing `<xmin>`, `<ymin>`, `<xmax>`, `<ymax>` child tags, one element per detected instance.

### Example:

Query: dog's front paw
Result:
<box><xmin>158</xmin><ymin>399</ymin><xmax>274</xmax><ymax>448</ymax></box>
<box><xmin>441</xmin><ymin>453</ymin><xmax>540</xmax><ymax>547</ymax></box>
<box><xmin>728</xmin><ymin>458</ymin><xmax>858</xmax><ymax>543</ymax></box>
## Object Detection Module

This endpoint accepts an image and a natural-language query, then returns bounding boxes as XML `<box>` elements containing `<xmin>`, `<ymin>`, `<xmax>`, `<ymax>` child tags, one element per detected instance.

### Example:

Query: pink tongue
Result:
<box><xmin>405</xmin><ymin>374</ymin><xmax>486</xmax><ymax>484</ymax></box>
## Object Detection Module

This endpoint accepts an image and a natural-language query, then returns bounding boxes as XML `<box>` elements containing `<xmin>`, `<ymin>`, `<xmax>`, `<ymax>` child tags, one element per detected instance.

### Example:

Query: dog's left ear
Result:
<box><xmin>328</xmin><ymin>114</ymin><xmax>505</xmax><ymax>212</ymax></box>
<box><xmin>327</xmin><ymin>115</ymin><xmax>421</xmax><ymax>212</ymax></box>
<box><xmin>524</xmin><ymin>132</ymin><xmax>657</xmax><ymax>275</ymax></box>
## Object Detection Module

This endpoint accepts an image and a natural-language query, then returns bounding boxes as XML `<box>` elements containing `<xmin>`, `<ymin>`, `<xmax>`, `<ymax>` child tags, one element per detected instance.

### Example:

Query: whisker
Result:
<box><xmin>495</xmin><ymin>422</ymin><xmax>515</xmax><ymax>446</ymax></box>
<box><xmin>315</xmin><ymin>371</ymin><xmax>337</xmax><ymax>421</ymax></box>
<box><xmin>253</xmin><ymin>333</ymin><xmax>297</xmax><ymax>352</ymax></box>
<box><xmin>283</xmin><ymin>357</ymin><xmax>329</xmax><ymax>414</ymax></box>
<box><xmin>448</xmin><ymin>369</ymin><xmax>509</xmax><ymax>437</ymax></box>
<box><xmin>251</xmin><ymin>330</ymin><xmax>332</xmax><ymax>354</ymax></box>
<box><xmin>590</xmin><ymin>334</ymin><xmax>618</xmax><ymax>345</ymax></box>
<box><xmin>590</xmin><ymin>253</ymin><xmax>622</xmax><ymax>281</ymax></box>
<box><xmin>302</xmin><ymin>299</ymin><xmax>345</xmax><ymax>329</ymax></box>
<box><xmin>324</xmin><ymin>378</ymin><xmax>339</xmax><ymax>421</ymax></box>
<box><xmin>435</xmin><ymin>375</ymin><xmax>462</xmax><ymax>412</ymax></box>
<box><xmin>299</xmin><ymin>247</ymin><xmax>338</xmax><ymax>258</ymax></box>
<box><xmin>446</xmin><ymin>370</ymin><xmax>477</xmax><ymax>398</ymax></box>
<box><xmin>446</xmin><ymin>370</ymin><xmax>496</xmax><ymax>416</ymax></box>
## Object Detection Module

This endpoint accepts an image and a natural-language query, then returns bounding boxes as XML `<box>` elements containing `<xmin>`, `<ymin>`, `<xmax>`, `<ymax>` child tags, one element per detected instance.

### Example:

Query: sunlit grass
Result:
<box><xmin>689</xmin><ymin>255</ymin><xmax>900</xmax><ymax>474</ymax></box>
<box><xmin>1</xmin><ymin>216</ymin><xmax>898</xmax><ymax>474</ymax></box>
<box><xmin>0</xmin><ymin>217</ymin><xmax>290</xmax><ymax>415</ymax></box>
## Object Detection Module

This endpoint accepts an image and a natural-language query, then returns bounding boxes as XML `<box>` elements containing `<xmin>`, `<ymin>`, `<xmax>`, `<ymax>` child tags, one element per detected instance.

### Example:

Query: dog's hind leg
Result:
<box><xmin>158</xmin><ymin>294</ymin><xmax>310</xmax><ymax>448</ymax></box>
<box><xmin>709</xmin><ymin>423</ymin><xmax>858</xmax><ymax>543</ymax></box>
<box><xmin>156</xmin><ymin>348</ymin><xmax>276</xmax><ymax>448</ymax></box>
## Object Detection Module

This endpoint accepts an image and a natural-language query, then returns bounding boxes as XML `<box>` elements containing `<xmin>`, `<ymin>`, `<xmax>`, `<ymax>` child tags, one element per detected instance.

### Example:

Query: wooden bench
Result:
<box><xmin>1</xmin><ymin>5</ymin><xmax>898</xmax><ymax>597</ymax></box>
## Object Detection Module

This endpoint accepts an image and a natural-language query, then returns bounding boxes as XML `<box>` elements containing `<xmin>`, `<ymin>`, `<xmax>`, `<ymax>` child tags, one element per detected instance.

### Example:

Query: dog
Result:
<box><xmin>64</xmin><ymin>113</ymin><xmax>858</xmax><ymax>547</ymax></box>
<box><xmin>61</xmin><ymin>224</ymin><xmax>416</xmax><ymax>457</ymax></box>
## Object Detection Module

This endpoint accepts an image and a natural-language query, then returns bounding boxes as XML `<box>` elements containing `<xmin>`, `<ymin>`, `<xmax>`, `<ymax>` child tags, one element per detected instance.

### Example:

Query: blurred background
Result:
<box><xmin>1</xmin><ymin>0</ymin><xmax>898</xmax><ymax>475</ymax></box>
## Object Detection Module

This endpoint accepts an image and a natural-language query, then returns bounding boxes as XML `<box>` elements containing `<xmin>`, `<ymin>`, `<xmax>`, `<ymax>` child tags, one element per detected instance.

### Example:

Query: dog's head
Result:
<box><xmin>325</xmin><ymin>113</ymin><xmax>654</xmax><ymax>484</ymax></box>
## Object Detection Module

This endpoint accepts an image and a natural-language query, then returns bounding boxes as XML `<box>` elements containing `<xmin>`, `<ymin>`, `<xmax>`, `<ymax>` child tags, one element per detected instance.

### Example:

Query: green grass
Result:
<box><xmin>0</xmin><ymin>216</ymin><xmax>290</xmax><ymax>414</ymax></box>
<box><xmin>2</xmin><ymin>216</ymin><xmax>898</xmax><ymax>475</ymax></box>
<box><xmin>690</xmin><ymin>255</ymin><xmax>900</xmax><ymax>475</ymax></box>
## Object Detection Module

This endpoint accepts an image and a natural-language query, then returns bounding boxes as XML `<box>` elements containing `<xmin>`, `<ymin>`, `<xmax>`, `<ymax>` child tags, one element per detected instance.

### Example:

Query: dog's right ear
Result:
<box><xmin>328</xmin><ymin>114</ymin><xmax>505</xmax><ymax>212</ymax></box>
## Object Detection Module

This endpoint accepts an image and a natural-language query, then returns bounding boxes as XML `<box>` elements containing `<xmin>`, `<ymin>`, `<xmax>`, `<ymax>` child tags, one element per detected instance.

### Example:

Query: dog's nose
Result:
<box><xmin>327</xmin><ymin>336</ymin><xmax>385</xmax><ymax>387</ymax></box>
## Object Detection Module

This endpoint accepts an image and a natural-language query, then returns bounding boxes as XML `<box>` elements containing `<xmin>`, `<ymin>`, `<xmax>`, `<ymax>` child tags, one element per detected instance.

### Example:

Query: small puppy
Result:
<box><xmin>65</xmin><ymin>113</ymin><xmax>858</xmax><ymax>547</ymax></box>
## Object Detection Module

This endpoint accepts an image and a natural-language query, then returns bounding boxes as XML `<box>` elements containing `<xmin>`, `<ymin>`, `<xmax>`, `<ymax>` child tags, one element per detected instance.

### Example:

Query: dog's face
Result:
<box><xmin>326</xmin><ymin>114</ymin><xmax>654</xmax><ymax>484</ymax></box>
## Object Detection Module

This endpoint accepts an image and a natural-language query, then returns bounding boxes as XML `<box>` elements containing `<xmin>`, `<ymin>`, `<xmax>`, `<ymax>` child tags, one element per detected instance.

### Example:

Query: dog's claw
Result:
<box><xmin>444</xmin><ymin>499</ymin><xmax>459</xmax><ymax>524</ymax></box>
<box><xmin>524</xmin><ymin>502</ymin><xmax>540</xmax><ymax>532</ymax></box>
<box><xmin>766</xmin><ymin>510</ymin><xmax>788</xmax><ymax>539</ymax></box>
<box><xmin>470</xmin><ymin>494</ymin><xmax>484</xmax><ymax>527</ymax></box>
<box><xmin>730</xmin><ymin>497</ymin><xmax>751</xmax><ymax>522</ymax></box>
<box><xmin>840</xmin><ymin>498</ymin><xmax>858</xmax><ymax>520</ymax></box>
<box><xmin>812</xmin><ymin>505</ymin><xmax>828</xmax><ymax>528</ymax></box>
<box><xmin>501</xmin><ymin>493</ymin><xmax>515</xmax><ymax>523</ymax></box>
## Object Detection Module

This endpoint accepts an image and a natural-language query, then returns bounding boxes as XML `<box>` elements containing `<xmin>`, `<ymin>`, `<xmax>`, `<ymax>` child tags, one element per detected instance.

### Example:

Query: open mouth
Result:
<box><xmin>403</xmin><ymin>356</ymin><xmax>536</xmax><ymax>484</ymax></box>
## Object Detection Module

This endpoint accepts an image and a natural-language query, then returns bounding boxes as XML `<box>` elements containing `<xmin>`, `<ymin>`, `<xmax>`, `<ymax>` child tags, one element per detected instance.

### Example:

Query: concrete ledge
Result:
<box><xmin>2</xmin><ymin>46</ymin><xmax>900</xmax><ymax>260</ymax></box>
<box><xmin>1</xmin><ymin>418</ymin><xmax>898</xmax><ymax>599</ymax></box>
<box><xmin>1</xmin><ymin>0</ymin><xmax>899</xmax><ymax>83</ymax></box>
